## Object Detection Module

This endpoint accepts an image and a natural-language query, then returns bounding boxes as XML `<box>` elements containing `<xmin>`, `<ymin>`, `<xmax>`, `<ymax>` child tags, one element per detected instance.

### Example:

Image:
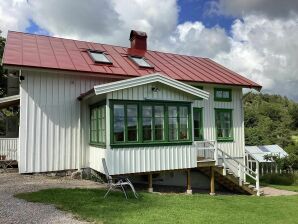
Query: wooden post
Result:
<box><xmin>256</xmin><ymin>161</ymin><xmax>260</xmax><ymax>196</ymax></box>
<box><xmin>210</xmin><ymin>166</ymin><xmax>215</xmax><ymax>196</ymax></box>
<box><xmin>186</xmin><ymin>169</ymin><xmax>192</xmax><ymax>194</ymax></box>
<box><xmin>148</xmin><ymin>173</ymin><xmax>153</xmax><ymax>193</ymax></box>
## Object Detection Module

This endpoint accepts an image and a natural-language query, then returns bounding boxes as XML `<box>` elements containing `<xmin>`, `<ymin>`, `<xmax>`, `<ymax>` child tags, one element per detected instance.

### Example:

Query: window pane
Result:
<box><xmin>216</xmin><ymin>90</ymin><xmax>223</xmax><ymax>98</ymax></box>
<box><xmin>168</xmin><ymin>106</ymin><xmax>177</xmax><ymax>117</ymax></box>
<box><xmin>194</xmin><ymin>109</ymin><xmax>203</xmax><ymax>140</ymax></box>
<box><xmin>127</xmin><ymin>105</ymin><xmax>138</xmax><ymax>141</ymax></box>
<box><xmin>114</xmin><ymin>105</ymin><xmax>125</xmax><ymax>142</ymax></box>
<box><xmin>223</xmin><ymin>91</ymin><xmax>230</xmax><ymax>99</ymax></box>
<box><xmin>154</xmin><ymin>106</ymin><xmax>164</xmax><ymax>141</ymax></box>
<box><xmin>179</xmin><ymin>107</ymin><xmax>189</xmax><ymax>140</ymax></box>
<box><xmin>179</xmin><ymin>118</ymin><xmax>188</xmax><ymax>140</ymax></box>
<box><xmin>168</xmin><ymin>106</ymin><xmax>178</xmax><ymax>141</ymax></box>
<box><xmin>131</xmin><ymin>57</ymin><xmax>152</xmax><ymax>67</ymax></box>
<box><xmin>216</xmin><ymin>111</ymin><xmax>232</xmax><ymax>139</ymax></box>
<box><xmin>90</xmin><ymin>51</ymin><xmax>111</xmax><ymax>63</ymax></box>
<box><xmin>142</xmin><ymin>106</ymin><xmax>153</xmax><ymax>141</ymax></box>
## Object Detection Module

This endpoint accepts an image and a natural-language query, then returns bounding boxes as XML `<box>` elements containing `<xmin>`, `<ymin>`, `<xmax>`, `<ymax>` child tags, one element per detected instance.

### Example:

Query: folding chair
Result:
<box><xmin>102</xmin><ymin>158</ymin><xmax>138</xmax><ymax>199</ymax></box>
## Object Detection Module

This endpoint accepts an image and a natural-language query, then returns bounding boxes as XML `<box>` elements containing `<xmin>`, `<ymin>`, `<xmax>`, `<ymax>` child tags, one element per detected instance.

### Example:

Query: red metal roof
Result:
<box><xmin>2</xmin><ymin>31</ymin><xmax>261</xmax><ymax>89</ymax></box>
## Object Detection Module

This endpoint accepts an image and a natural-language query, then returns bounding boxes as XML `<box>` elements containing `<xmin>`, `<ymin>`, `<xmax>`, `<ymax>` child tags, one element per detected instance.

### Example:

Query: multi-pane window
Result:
<box><xmin>111</xmin><ymin>101</ymin><xmax>190</xmax><ymax>146</ymax></box>
<box><xmin>113</xmin><ymin>104</ymin><xmax>139</xmax><ymax>143</ymax></box>
<box><xmin>90</xmin><ymin>104</ymin><xmax>106</xmax><ymax>145</ymax></box>
<box><xmin>193</xmin><ymin>108</ymin><xmax>203</xmax><ymax>140</ymax></box>
<box><xmin>214</xmin><ymin>88</ymin><xmax>232</xmax><ymax>102</ymax></box>
<box><xmin>142</xmin><ymin>105</ymin><xmax>165</xmax><ymax>141</ymax></box>
<box><xmin>215</xmin><ymin>109</ymin><xmax>233</xmax><ymax>141</ymax></box>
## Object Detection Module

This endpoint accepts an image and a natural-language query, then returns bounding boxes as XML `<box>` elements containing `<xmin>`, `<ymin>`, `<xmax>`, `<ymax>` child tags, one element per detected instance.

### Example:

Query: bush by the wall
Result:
<box><xmin>260</xmin><ymin>173</ymin><xmax>295</xmax><ymax>186</ymax></box>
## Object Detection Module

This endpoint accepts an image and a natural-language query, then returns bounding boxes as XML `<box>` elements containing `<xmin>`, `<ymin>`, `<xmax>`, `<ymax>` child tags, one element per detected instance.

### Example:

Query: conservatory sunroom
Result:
<box><xmin>78</xmin><ymin>73</ymin><xmax>210</xmax><ymax>175</ymax></box>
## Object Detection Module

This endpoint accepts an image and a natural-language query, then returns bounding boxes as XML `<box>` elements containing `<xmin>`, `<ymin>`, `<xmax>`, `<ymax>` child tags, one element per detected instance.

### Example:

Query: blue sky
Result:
<box><xmin>178</xmin><ymin>0</ymin><xmax>234</xmax><ymax>32</ymax></box>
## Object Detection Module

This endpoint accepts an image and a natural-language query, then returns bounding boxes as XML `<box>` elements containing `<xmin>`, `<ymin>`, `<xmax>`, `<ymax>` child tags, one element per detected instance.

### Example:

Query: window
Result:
<box><xmin>142</xmin><ymin>105</ymin><xmax>165</xmax><ymax>141</ymax></box>
<box><xmin>90</xmin><ymin>104</ymin><xmax>106</xmax><ymax>145</ymax></box>
<box><xmin>88</xmin><ymin>50</ymin><xmax>112</xmax><ymax>64</ymax></box>
<box><xmin>129</xmin><ymin>56</ymin><xmax>152</xmax><ymax>68</ymax></box>
<box><xmin>111</xmin><ymin>101</ymin><xmax>191</xmax><ymax>146</ymax></box>
<box><xmin>214</xmin><ymin>88</ymin><xmax>232</xmax><ymax>102</ymax></box>
<box><xmin>113</xmin><ymin>103</ymin><xmax>139</xmax><ymax>143</ymax></box>
<box><xmin>193</xmin><ymin>108</ymin><xmax>203</xmax><ymax>140</ymax></box>
<box><xmin>215</xmin><ymin>109</ymin><xmax>233</xmax><ymax>142</ymax></box>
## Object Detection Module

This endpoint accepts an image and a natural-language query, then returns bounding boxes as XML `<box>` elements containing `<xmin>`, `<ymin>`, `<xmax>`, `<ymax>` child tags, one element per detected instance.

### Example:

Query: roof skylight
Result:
<box><xmin>88</xmin><ymin>51</ymin><xmax>112</xmax><ymax>64</ymax></box>
<box><xmin>130</xmin><ymin>56</ymin><xmax>152</xmax><ymax>68</ymax></box>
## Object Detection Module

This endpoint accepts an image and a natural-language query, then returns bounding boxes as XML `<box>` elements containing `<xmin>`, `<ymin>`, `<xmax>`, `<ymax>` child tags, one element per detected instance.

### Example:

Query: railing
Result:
<box><xmin>0</xmin><ymin>138</ymin><xmax>18</xmax><ymax>160</ymax></box>
<box><xmin>194</xmin><ymin>141</ymin><xmax>216</xmax><ymax>161</ymax></box>
<box><xmin>217</xmin><ymin>148</ymin><xmax>260</xmax><ymax>196</ymax></box>
<box><xmin>194</xmin><ymin>140</ymin><xmax>260</xmax><ymax>196</ymax></box>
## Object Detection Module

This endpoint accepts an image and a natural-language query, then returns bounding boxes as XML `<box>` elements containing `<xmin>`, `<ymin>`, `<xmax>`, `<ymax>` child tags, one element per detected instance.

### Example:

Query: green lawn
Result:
<box><xmin>16</xmin><ymin>188</ymin><xmax>298</xmax><ymax>224</ymax></box>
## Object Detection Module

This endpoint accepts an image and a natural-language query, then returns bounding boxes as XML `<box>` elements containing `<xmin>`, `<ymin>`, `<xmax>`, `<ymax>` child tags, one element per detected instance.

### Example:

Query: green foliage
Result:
<box><xmin>244</xmin><ymin>93</ymin><xmax>298</xmax><ymax>148</ymax></box>
<box><xmin>15</xmin><ymin>188</ymin><xmax>298</xmax><ymax>224</ymax></box>
<box><xmin>260</xmin><ymin>173</ymin><xmax>295</xmax><ymax>186</ymax></box>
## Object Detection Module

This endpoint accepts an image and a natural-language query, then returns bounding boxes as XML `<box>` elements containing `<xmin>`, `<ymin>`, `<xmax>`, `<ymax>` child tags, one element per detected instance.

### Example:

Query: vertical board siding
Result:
<box><xmin>19</xmin><ymin>71</ymin><xmax>112</xmax><ymax>173</ymax></box>
<box><xmin>193</xmin><ymin>85</ymin><xmax>245</xmax><ymax>158</ymax></box>
<box><xmin>0</xmin><ymin>138</ymin><xmax>18</xmax><ymax>160</ymax></box>
<box><xmin>89</xmin><ymin>145</ymin><xmax>197</xmax><ymax>175</ymax></box>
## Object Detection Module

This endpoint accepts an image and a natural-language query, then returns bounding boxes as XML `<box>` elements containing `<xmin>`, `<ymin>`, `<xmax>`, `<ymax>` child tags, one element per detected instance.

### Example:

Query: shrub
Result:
<box><xmin>260</xmin><ymin>173</ymin><xmax>295</xmax><ymax>186</ymax></box>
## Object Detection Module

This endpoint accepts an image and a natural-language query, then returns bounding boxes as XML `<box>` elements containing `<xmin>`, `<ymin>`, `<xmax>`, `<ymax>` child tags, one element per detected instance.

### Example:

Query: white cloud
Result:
<box><xmin>215</xmin><ymin>15</ymin><xmax>298</xmax><ymax>100</ymax></box>
<box><xmin>0</xmin><ymin>0</ymin><xmax>30</xmax><ymax>36</ymax></box>
<box><xmin>210</xmin><ymin>0</ymin><xmax>298</xmax><ymax>19</ymax></box>
<box><xmin>0</xmin><ymin>0</ymin><xmax>298</xmax><ymax>100</ymax></box>
<box><xmin>165</xmin><ymin>21</ymin><xmax>231</xmax><ymax>58</ymax></box>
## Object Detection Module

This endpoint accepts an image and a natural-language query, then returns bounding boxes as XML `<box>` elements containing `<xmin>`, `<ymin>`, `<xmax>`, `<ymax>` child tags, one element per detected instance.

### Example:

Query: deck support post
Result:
<box><xmin>186</xmin><ymin>169</ymin><xmax>192</xmax><ymax>194</ymax></box>
<box><xmin>210</xmin><ymin>166</ymin><xmax>215</xmax><ymax>196</ymax></box>
<box><xmin>148</xmin><ymin>173</ymin><xmax>153</xmax><ymax>193</ymax></box>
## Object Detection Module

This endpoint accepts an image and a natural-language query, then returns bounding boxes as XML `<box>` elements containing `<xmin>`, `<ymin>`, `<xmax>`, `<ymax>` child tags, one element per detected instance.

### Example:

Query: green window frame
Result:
<box><xmin>193</xmin><ymin>108</ymin><xmax>203</xmax><ymax>141</ymax></box>
<box><xmin>90</xmin><ymin>102</ymin><xmax>106</xmax><ymax>146</ymax></box>
<box><xmin>214</xmin><ymin>88</ymin><xmax>232</xmax><ymax>102</ymax></box>
<box><xmin>215</xmin><ymin>109</ymin><xmax>233</xmax><ymax>142</ymax></box>
<box><xmin>110</xmin><ymin>100</ymin><xmax>192</xmax><ymax>147</ymax></box>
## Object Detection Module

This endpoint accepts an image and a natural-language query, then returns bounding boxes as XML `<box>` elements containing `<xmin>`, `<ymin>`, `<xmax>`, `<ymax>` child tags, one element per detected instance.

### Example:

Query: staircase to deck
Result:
<box><xmin>195</xmin><ymin>141</ymin><xmax>262</xmax><ymax>196</ymax></box>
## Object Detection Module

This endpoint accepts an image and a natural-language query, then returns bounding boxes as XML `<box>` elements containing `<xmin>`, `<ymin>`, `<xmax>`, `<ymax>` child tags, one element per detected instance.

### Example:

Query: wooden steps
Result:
<box><xmin>199</xmin><ymin>166</ymin><xmax>263</xmax><ymax>196</ymax></box>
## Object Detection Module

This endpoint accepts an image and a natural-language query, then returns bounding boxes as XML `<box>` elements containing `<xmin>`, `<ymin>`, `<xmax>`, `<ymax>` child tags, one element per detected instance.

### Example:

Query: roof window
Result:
<box><xmin>129</xmin><ymin>56</ymin><xmax>152</xmax><ymax>68</ymax></box>
<box><xmin>88</xmin><ymin>51</ymin><xmax>112</xmax><ymax>64</ymax></box>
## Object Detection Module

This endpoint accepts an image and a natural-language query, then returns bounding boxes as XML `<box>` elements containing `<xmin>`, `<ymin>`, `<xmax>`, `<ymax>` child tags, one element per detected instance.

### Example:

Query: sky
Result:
<box><xmin>0</xmin><ymin>0</ymin><xmax>298</xmax><ymax>101</ymax></box>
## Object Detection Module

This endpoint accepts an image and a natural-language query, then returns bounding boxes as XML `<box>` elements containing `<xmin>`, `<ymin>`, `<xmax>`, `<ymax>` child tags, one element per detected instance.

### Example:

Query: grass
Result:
<box><xmin>16</xmin><ymin>188</ymin><xmax>298</xmax><ymax>224</ymax></box>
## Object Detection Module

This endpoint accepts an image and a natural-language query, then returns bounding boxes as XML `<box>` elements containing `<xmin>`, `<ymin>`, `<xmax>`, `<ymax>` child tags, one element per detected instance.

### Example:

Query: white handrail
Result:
<box><xmin>216</xmin><ymin>147</ymin><xmax>260</xmax><ymax>196</ymax></box>
<box><xmin>194</xmin><ymin>140</ymin><xmax>260</xmax><ymax>196</ymax></box>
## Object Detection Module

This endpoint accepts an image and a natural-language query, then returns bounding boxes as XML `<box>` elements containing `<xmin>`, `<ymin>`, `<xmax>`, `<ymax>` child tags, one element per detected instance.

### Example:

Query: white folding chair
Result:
<box><xmin>102</xmin><ymin>158</ymin><xmax>138</xmax><ymax>199</ymax></box>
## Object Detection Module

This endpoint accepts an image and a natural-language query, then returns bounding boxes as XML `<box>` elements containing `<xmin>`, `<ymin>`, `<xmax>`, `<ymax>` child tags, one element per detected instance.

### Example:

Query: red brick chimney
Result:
<box><xmin>129</xmin><ymin>30</ymin><xmax>147</xmax><ymax>51</ymax></box>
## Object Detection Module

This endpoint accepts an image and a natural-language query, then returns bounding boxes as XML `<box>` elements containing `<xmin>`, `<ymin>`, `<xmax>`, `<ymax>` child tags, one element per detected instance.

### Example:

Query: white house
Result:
<box><xmin>1</xmin><ymin>30</ymin><xmax>262</xmax><ymax>195</ymax></box>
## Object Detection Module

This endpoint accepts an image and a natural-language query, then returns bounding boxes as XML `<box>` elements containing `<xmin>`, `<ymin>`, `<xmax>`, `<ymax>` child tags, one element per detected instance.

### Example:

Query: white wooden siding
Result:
<box><xmin>19</xmin><ymin>70</ymin><xmax>113</xmax><ymax>173</ymax></box>
<box><xmin>89</xmin><ymin>145</ymin><xmax>196</xmax><ymax>175</ymax></box>
<box><xmin>193</xmin><ymin>85</ymin><xmax>245</xmax><ymax>158</ymax></box>
<box><xmin>19</xmin><ymin>70</ymin><xmax>245</xmax><ymax>174</ymax></box>
<box><xmin>0</xmin><ymin>138</ymin><xmax>18</xmax><ymax>160</ymax></box>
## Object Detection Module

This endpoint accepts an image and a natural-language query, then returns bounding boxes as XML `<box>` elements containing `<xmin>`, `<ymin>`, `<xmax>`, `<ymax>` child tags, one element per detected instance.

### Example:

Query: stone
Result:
<box><xmin>71</xmin><ymin>170</ymin><xmax>82</xmax><ymax>180</ymax></box>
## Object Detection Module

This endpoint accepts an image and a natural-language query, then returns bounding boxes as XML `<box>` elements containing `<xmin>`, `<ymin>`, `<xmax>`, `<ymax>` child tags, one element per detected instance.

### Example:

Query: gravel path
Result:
<box><xmin>261</xmin><ymin>186</ymin><xmax>298</xmax><ymax>196</ymax></box>
<box><xmin>0</xmin><ymin>171</ymin><xmax>105</xmax><ymax>224</ymax></box>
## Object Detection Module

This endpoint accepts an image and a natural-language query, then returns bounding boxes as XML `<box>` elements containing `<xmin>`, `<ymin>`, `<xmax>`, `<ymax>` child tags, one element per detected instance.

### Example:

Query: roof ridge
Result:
<box><xmin>7</xmin><ymin>30</ymin><xmax>207</xmax><ymax>60</ymax></box>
